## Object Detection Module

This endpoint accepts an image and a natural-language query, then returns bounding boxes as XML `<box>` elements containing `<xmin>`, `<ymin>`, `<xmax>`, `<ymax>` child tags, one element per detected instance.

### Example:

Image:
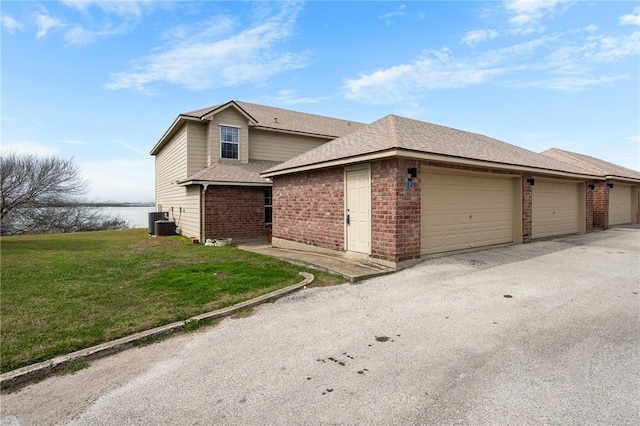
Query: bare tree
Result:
<box><xmin>0</xmin><ymin>152</ymin><xmax>128</xmax><ymax>235</ymax></box>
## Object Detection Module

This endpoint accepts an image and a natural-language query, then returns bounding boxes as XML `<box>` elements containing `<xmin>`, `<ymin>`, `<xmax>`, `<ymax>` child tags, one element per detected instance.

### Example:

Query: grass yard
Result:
<box><xmin>0</xmin><ymin>229</ymin><xmax>344</xmax><ymax>373</ymax></box>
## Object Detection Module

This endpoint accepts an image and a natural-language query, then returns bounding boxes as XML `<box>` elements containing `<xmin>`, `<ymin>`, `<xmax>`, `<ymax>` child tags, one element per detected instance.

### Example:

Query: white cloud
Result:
<box><xmin>267</xmin><ymin>90</ymin><xmax>324</xmax><ymax>105</ymax></box>
<box><xmin>162</xmin><ymin>15</ymin><xmax>234</xmax><ymax>44</ymax></box>
<box><xmin>35</xmin><ymin>13</ymin><xmax>63</xmax><ymax>39</ymax></box>
<box><xmin>63</xmin><ymin>23</ymin><xmax>129</xmax><ymax>47</ymax></box>
<box><xmin>461</xmin><ymin>29</ymin><xmax>499</xmax><ymax>47</ymax></box>
<box><xmin>620</xmin><ymin>7</ymin><xmax>640</xmax><ymax>26</ymax></box>
<box><xmin>1</xmin><ymin>14</ymin><xmax>24</xmax><ymax>34</ymax></box>
<box><xmin>587</xmin><ymin>31</ymin><xmax>640</xmax><ymax>62</ymax></box>
<box><xmin>119</xmin><ymin>140</ymin><xmax>148</xmax><ymax>156</ymax></box>
<box><xmin>626</xmin><ymin>135</ymin><xmax>640</xmax><ymax>144</ymax></box>
<box><xmin>505</xmin><ymin>0</ymin><xmax>573</xmax><ymax>26</ymax></box>
<box><xmin>509</xmin><ymin>74</ymin><xmax>629</xmax><ymax>92</ymax></box>
<box><xmin>0</xmin><ymin>141</ymin><xmax>59</xmax><ymax>156</ymax></box>
<box><xmin>106</xmin><ymin>2</ymin><xmax>307</xmax><ymax>92</ymax></box>
<box><xmin>30</xmin><ymin>1</ymin><xmax>155</xmax><ymax>46</ymax></box>
<box><xmin>344</xmin><ymin>22</ymin><xmax>640</xmax><ymax>104</ymax></box>
<box><xmin>344</xmin><ymin>48</ymin><xmax>508</xmax><ymax>104</ymax></box>
<box><xmin>61</xmin><ymin>0</ymin><xmax>154</xmax><ymax>18</ymax></box>
<box><xmin>378</xmin><ymin>4</ymin><xmax>406</xmax><ymax>25</ymax></box>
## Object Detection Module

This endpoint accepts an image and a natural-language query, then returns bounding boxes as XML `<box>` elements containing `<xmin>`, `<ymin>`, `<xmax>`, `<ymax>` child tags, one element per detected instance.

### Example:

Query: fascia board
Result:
<box><xmin>261</xmin><ymin>148</ymin><xmax>604</xmax><ymax>181</ymax></box>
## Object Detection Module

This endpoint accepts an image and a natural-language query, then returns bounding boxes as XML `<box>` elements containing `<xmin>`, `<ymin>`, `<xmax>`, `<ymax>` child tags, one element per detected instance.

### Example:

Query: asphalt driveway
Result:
<box><xmin>2</xmin><ymin>226</ymin><xmax>639</xmax><ymax>425</ymax></box>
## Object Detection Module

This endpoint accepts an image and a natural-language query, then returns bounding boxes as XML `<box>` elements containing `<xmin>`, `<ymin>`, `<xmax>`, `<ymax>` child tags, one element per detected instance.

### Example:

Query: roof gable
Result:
<box><xmin>151</xmin><ymin>100</ymin><xmax>365</xmax><ymax>155</ymax></box>
<box><xmin>541</xmin><ymin>148</ymin><xmax>640</xmax><ymax>181</ymax></box>
<box><xmin>263</xmin><ymin>115</ymin><xmax>598</xmax><ymax>177</ymax></box>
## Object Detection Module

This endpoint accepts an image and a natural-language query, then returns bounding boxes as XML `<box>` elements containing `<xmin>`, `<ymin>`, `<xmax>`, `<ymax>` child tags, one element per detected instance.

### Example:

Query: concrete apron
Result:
<box><xmin>235</xmin><ymin>243</ymin><xmax>394</xmax><ymax>282</ymax></box>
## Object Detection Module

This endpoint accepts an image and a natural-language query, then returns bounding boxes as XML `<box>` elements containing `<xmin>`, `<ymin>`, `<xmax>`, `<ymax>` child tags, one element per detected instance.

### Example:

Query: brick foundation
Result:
<box><xmin>204</xmin><ymin>186</ymin><xmax>271</xmax><ymax>241</ymax></box>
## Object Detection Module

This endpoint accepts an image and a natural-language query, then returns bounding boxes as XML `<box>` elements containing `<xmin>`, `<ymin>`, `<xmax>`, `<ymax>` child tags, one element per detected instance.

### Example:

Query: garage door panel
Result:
<box><xmin>421</xmin><ymin>168</ymin><xmax>514</xmax><ymax>255</ymax></box>
<box><xmin>532</xmin><ymin>180</ymin><xmax>579</xmax><ymax>238</ymax></box>
<box><xmin>609</xmin><ymin>185</ymin><xmax>632</xmax><ymax>225</ymax></box>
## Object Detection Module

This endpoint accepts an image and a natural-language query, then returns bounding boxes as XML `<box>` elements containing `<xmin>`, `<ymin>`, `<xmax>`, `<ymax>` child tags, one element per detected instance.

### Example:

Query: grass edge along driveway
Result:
<box><xmin>1</xmin><ymin>229</ymin><xmax>344</xmax><ymax>373</ymax></box>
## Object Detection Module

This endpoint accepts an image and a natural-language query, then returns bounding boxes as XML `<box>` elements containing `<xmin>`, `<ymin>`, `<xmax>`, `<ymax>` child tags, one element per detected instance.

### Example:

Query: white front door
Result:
<box><xmin>346</xmin><ymin>167</ymin><xmax>371</xmax><ymax>254</ymax></box>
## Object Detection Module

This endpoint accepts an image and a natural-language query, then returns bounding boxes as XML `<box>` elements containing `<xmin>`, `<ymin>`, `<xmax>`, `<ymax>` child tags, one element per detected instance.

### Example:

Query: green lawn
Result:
<box><xmin>0</xmin><ymin>229</ymin><xmax>344</xmax><ymax>373</ymax></box>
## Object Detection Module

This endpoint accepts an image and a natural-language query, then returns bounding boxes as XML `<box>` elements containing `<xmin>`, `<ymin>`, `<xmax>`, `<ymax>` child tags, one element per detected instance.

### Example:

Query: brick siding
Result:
<box><xmin>522</xmin><ymin>174</ymin><xmax>533</xmax><ymax>242</ymax></box>
<box><xmin>204</xmin><ymin>186</ymin><xmax>270</xmax><ymax>241</ymax></box>
<box><xmin>371</xmin><ymin>159</ymin><xmax>421</xmax><ymax>263</ymax></box>
<box><xmin>592</xmin><ymin>181</ymin><xmax>608</xmax><ymax>229</ymax></box>
<box><xmin>585</xmin><ymin>182</ymin><xmax>594</xmax><ymax>233</ymax></box>
<box><xmin>272</xmin><ymin>168</ymin><xmax>344</xmax><ymax>251</ymax></box>
<box><xmin>636</xmin><ymin>185</ymin><xmax>640</xmax><ymax>224</ymax></box>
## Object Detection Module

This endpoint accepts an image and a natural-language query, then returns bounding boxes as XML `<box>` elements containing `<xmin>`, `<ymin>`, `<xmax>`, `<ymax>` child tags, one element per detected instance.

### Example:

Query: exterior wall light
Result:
<box><xmin>406</xmin><ymin>168</ymin><xmax>417</xmax><ymax>189</ymax></box>
<box><xmin>527</xmin><ymin>178</ymin><xmax>535</xmax><ymax>185</ymax></box>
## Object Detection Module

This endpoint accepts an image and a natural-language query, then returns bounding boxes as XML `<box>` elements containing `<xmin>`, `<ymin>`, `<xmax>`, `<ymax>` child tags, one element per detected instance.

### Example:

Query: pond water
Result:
<box><xmin>100</xmin><ymin>206</ymin><xmax>155</xmax><ymax>229</ymax></box>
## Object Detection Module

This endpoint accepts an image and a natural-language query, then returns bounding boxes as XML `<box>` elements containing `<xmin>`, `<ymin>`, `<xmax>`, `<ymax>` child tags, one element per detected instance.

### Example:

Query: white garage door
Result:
<box><xmin>421</xmin><ymin>168</ymin><xmax>514</xmax><ymax>255</ymax></box>
<box><xmin>609</xmin><ymin>184</ymin><xmax>632</xmax><ymax>226</ymax></box>
<box><xmin>532</xmin><ymin>179</ymin><xmax>580</xmax><ymax>238</ymax></box>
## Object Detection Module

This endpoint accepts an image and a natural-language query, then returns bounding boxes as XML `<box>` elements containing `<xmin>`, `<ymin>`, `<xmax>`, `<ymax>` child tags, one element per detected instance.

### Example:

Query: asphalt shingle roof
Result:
<box><xmin>181</xmin><ymin>160</ymin><xmax>280</xmax><ymax>185</ymax></box>
<box><xmin>541</xmin><ymin>148</ymin><xmax>640</xmax><ymax>181</ymax></box>
<box><xmin>183</xmin><ymin>100</ymin><xmax>365</xmax><ymax>139</ymax></box>
<box><xmin>263</xmin><ymin>115</ymin><xmax>597</xmax><ymax>176</ymax></box>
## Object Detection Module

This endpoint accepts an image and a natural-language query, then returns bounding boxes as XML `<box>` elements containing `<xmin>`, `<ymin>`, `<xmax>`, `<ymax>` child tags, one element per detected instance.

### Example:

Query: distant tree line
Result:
<box><xmin>0</xmin><ymin>152</ymin><xmax>129</xmax><ymax>236</ymax></box>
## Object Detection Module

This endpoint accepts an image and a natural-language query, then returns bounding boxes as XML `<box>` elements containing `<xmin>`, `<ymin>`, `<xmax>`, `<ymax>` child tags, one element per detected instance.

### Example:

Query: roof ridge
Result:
<box><xmin>387</xmin><ymin>115</ymin><xmax>402</xmax><ymax>148</ymax></box>
<box><xmin>543</xmin><ymin>148</ymin><xmax>640</xmax><ymax>177</ymax></box>
<box><xmin>234</xmin><ymin>100</ymin><xmax>364</xmax><ymax>125</ymax></box>
<box><xmin>555</xmin><ymin>150</ymin><xmax>604</xmax><ymax>172</ymax></box>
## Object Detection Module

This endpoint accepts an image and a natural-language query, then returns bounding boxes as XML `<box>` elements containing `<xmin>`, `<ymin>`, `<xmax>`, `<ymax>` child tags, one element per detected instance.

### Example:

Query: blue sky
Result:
<box><xmin>1</xmin><ymin>0</ymin><xmax>639</xmax><ymax>202</ymax></box>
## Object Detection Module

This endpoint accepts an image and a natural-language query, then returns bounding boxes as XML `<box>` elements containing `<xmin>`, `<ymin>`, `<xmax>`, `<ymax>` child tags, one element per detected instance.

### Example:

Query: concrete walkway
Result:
<box><xmin>235</xmin><ymin>242</ymin><xmax>394</xmax><ymax>281</ymax></box>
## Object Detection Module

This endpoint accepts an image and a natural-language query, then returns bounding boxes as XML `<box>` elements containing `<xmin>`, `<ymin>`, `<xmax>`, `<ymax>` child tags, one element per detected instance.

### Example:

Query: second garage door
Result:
<box><xmin>532</xmin><ymin>179</ymin><xmax>582</xmax><ymax>238</ymax></box>
<box><xmin>608</xmin><ymin>184</ymin><xmax>633</xmax><ymax>226</ymax></box>
<box><xmin>421</xmin><ymin>168</ymin><xmax>516</xmax><ymax>255</ymax></box>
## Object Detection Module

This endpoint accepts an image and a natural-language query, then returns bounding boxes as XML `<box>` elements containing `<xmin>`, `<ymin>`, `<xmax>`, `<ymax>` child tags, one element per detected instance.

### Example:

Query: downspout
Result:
<box><xmin>201</xmin><ymin>184</ymin><xmax>209</xmax><ymax>243</ymax></box>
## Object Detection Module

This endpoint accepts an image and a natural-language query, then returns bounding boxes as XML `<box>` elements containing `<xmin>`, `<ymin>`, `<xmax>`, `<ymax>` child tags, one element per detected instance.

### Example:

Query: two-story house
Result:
<box><xmin>150</xmin><ymin>100</ymin><xmax>364</xmax><ymax>242</ymax></box>
<box><xmin>153</xmin><ymin>101</ymin><xmax>639</xmax><ymax>270</ymax></box>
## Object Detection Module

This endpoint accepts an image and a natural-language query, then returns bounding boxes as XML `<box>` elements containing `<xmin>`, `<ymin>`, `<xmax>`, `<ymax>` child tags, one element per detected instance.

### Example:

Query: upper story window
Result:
<box><xmin>220</xmin><ymin>125</ymin><xmax>239</xmax><ymax>160</ymax></box>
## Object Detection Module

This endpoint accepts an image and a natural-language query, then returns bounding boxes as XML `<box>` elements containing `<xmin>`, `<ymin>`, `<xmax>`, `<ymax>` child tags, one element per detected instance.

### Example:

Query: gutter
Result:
<box><xmin>604</xmin><ymin>176</ymin><xmax>640</xmax><ymax>184</ymax></box>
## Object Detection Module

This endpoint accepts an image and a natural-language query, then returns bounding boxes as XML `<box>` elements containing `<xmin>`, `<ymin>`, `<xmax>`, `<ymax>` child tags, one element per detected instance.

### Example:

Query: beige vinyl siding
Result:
<box><xmin>172</xmin><ymin>186</ymin><xmax>201</xmax><ymax>239</ymax></box>
<box><xmin>208</xmin><ymin>108</ymin><xmax>249</xmax><ymax>164</ymax></box>
<box><xmin>154</xmin><ymin>124</ymin><xmax>201</xmax><ymax>239</ymax></box>
<box><xmin>249</xmin><ymin>129</ymin><xmax>328</xmax><ymax>162</ymax></box>
<box><xmin>155</xmin><ymin>124</ymin><xmax>187</xmax><ymax>207</ymax></box>
<box><xmin>187</xmin><ymin>122</ymin><xmax>208</xmax><ymax>176</ymax></box>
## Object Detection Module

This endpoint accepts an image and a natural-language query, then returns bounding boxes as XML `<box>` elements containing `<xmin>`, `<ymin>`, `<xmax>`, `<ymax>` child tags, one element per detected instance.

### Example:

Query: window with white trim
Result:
<box><xmin>220</xmin><ymin>125</ymin><xmax>239</xmax><ymax>160</ymax></box>
<box><xmin>265</xmin><ymin>189</ymin><xmax>273</xmax><ymax>224</ymax></box>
